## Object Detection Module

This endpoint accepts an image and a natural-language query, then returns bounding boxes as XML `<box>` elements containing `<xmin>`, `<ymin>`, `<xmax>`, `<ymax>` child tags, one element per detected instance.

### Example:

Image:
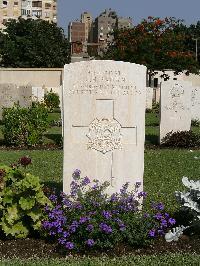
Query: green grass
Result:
<box><xmin>0</xmin><ymin>148</ymin><xmax>199</xmax><ymax>212</ymax></box>
<box><xmin>1</xmin><ymin>253</ymin><xmax>200</xmax><ymax>266</ymax></box>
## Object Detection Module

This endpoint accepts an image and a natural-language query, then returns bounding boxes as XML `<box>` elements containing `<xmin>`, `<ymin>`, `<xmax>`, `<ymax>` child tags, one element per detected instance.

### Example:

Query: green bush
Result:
<box><xmin>2</xmin><ymin>103</ymin><xmax>48</xmax><ymax>147</ymax></box>
<box><xmin>161</xmin><ymin>130</ymin><xmax>200</xmax><ymax>148</ymax></box>
<box><xmin>0</xmin><ymin>157</ymin><xmax>50</xmax><ymax>238</ymax></box>
<box><xmin>44</xmin><ymin>90</ymin><xmax>60</xmax><ymax>112</ymax></box>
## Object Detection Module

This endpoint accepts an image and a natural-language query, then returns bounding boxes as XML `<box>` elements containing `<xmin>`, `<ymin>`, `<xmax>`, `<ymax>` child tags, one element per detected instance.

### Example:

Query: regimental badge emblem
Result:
<box><xmin>87</xmin><ymin>118</ymin><xmax>122</xmax><ymax>154</ymax></box>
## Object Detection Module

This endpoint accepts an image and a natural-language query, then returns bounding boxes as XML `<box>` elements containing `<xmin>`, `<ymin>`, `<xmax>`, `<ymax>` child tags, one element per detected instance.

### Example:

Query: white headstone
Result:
<box><xmin>63</xmin><ymin>60</ymin><xmax>146</xmax><ymax>194</ymax></box>
<box><xmin>191</xmin><ymin>87</ymin><xmax>200</xmax><ymax>121</ymax></box>
<box><xmin>160</xmin><ymin>80</ymin><xmax>192</xmax><ymax>143</ymax></box>
<box><xmin>0</xmin><ymin>84</ymin><xmax>32</xmax><ymax>119</ymax></box>
<box><xmin>32</xmin><ymin>87</ymin><xmax>44</xmax><ymax>102</ymax></box>
<box><xmin>146</xmin><ymin>87</ymin><xmax>153</xmax><ymax>109</ymax></box>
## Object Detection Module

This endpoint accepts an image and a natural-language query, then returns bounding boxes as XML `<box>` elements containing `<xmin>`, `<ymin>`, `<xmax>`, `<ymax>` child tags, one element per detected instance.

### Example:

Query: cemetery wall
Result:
<box><xmin>0</xmin><ymin>68</ymin><xmax>63</xmax><ymax>87</ymax></box>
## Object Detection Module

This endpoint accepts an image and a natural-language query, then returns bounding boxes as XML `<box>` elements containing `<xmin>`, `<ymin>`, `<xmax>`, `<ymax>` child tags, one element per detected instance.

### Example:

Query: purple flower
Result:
<box><xmin>138</xmin><ymin>191</ymin><xmax>147</xmax><ymax>198</ymax></box>
<box><xmin>86</xmin><ymin>239</ymin><xmax>95</xmax><ymax>247</ymax></box>
<box><xmin>161</xmin><ymin>219</ymin><xmax>167</xmax><ymax>227</ymax></box>
<box><xmin>63</xmin><ymin>231</ymin><xmax>70</xmax><ymax>238</ymax></box>
<box><xmin>58</xmin><ymin>237</ymin><xmax>66</xmax><ymax>245</ymax></box>
<box><xmin>102</xmin><ymin>210</ymin><xmax>112</xmax><ymax>219</ymax></box>
<box><xmin>49</xmin><ymin>194</ymin><xmax>57</xmax><ymax>203</ymax></box>
<box><xmin>65</xmin><ymin>242</ymin><xmax>74</xmax><ymax>250</ymax></box>
<box><xmin>151</xmin><ymin>202</ymin><xmax>164</xmax><ymax>211</ymax></box>
<box><xmin>110</xmin><ymin>194</ymin><xmax>118</xmax><ymax>202</ymax></box>
<box><xmin>154</xmin><ymin>213</ymin><xmax>163</xmax><ymax>220</ymax></box>
<box><xmin>99</xmin><ymin>223</ymin><xmax>112</xmax><ymax>234</ymax></box>
<box><xmin>143</xmin><ymin>213</ymin><xmax>150</xmax><ymax>218</ymax></box>
<box><xmin>168</xmin><ymin>218</ymin><xmax>176</xmax><ymax>225</ymax></box>
<box><xmin>119</xmin><ymin>223</ymin><xmax>126</xmax><ymax>231</ymax></box>
<box><xmin>73</xmin><ymin>169</ymin><xmax>81</xmax><ymax>178</ymax></box>
<box><xmin>87</xmin><ymin>224</ymin><xmax>94</xmax><ymax>232</ymax></box>
<box><xmin>79</xmin><ymin>216</ymin><xmax>88</xmax><ymax>224</ymax></box>
<box><xmin>149</xmin><ymin>229</ymin><xmax>156</xmax><ymax>237</ymax></box>
<box><xmin>81</xmin><ymin>176</ymin><xmax>90</xmax><ymax>186</ymax></box>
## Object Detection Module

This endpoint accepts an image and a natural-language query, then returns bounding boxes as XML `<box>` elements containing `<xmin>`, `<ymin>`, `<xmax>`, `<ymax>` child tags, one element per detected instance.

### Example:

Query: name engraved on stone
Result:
<box><xmin>164</xmin><ymin>84</ymin><xmax>186</xmax><ymax>112</ymax></box>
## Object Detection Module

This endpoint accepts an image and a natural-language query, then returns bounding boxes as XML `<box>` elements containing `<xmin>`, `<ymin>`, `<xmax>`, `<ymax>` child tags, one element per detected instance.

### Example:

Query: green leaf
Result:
<box><xmin>19</xmin><ymin>196</ymin><xmax>35</xmax><ymax>210</ymax></box>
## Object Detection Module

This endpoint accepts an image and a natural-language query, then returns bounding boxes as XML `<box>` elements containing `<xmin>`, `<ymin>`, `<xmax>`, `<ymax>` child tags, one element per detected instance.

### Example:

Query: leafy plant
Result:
<box><xmin>0</xmin><ymin>157</ymin><xmax>50</xmax><ymax>238</ymax></box>
<box><xmin>161</xmin><ymin>130</ymin><xmax>200</xmax><ymax>148</ymax></box>
<box><xmin>44</xmin><ymin>90</ymin><xmax>60</xmax><ymax>112</ymax></box>
<box><xmin>2</xmin><ymin>102</ymin><xmax>48</xmax><ymax>147</ymax></box>
<box><xmin>43</xmin><ymin>170</ymin><xmax>175</xmax><ymax>252</ymax></box>
<box><xmin>165</xmin><ymin>177</ymin><xmax>200</xmax><ymax>242</ymax></box>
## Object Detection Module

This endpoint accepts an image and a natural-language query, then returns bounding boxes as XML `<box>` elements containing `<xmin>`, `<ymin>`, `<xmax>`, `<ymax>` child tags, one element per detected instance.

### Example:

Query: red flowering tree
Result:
<box><xmin>103</xmin><ymin>17</ymin><xmax>199</xmax><ymax>74</ymax></box>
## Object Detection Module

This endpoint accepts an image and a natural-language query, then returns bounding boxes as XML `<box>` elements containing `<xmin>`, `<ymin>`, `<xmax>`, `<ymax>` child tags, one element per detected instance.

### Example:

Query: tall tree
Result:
<box><xmin>104</xmin><ymin>17</ymin><xmax>199</xmax><ymax>74</ymax></box>
<box><xmin>0</xmin><ymin>18</ymin><xmax>70</xmax><ymax>67</ymax></box>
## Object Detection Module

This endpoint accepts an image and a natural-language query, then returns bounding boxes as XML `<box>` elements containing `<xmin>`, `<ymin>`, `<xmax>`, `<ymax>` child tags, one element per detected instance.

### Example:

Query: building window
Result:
<box><xmin>21</xmin><ymin>9</ymin><xmax>26</xmax><ymax>15</ymax></box>
<box><xmin>3</xmin><ymin>1</ymin><xmax>8</xmax><ymax>6</ymax></box>
<box><xmin>32</xmin><ymin>1</ymin><xmax>42</xmax><ymax>8</ymax></box>
<box><xmin>27</xmin><ymin>9</ymin><xmax>31</xmax><ymax>15</ymax></box>
<box><xmin>45</xmin><ymin>3</ymin><xmax>51</xmax><ymax>8</ymax></box>
<box><xmin>2</xmin><ymin>19</ymin><xmax>7</xmax><ymax>25</ymax></box>
<box><xmin>32</xmin><ymin>10</ymin><xmax>42</xmax><ymax>17</ymax></box>
<box><xmin>14</xmin><ymin>1</ymin><xmax>18</xmax><ymax>5</ymax></box>
<box><xmin>44</xmin><ymin>12</ymin><xmax>50</xmax><ymax>18</ymax></box>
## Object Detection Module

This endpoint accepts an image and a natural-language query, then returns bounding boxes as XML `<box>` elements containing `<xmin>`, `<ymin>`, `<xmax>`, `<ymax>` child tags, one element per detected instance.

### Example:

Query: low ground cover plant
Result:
<box><xmin>2</xmin><ymin>103</ymin><xmax>48</xmax><ymax>147</ymax></box>
<box><xmin>43</xmin><ymin>170</ymin><xmax>176</xmax><ymax>252</ymax></box>
<box><xmin>0</xmin><ymin>156</ymin><xmax>50</xmax><ymax>238</ymax></box>
<box><xmin>161</xmin><ymin>130</ymin><xmax>200</xmax><ymax>148</ymax></box>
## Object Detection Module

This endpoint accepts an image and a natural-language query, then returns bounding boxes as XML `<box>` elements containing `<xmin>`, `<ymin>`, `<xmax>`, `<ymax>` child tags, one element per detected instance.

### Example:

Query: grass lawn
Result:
<box><xmin>1</xmin><ymin>254</ymin><xmax>200</xmax><ymax>266</ymax></box>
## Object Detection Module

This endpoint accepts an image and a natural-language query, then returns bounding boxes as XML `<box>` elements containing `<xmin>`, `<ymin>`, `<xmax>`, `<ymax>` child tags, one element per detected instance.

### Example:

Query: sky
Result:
<box><xmin>58</xmin><ymin>0</ymin><xmax>200</xmax><ymax>33</ymax></box>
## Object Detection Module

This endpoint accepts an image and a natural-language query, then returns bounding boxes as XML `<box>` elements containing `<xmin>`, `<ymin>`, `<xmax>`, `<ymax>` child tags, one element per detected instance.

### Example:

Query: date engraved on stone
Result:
<box><xmin>87</xmin><ymin>118</ymin><xmax>122</xmax><ymax>154</ymax></box>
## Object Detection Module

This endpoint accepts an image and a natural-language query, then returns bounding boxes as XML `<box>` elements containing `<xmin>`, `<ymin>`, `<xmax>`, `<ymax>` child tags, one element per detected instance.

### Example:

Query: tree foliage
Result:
<box><xmin>104</xmin><ymin>17</ymin><xmax>199</xmax><ymax>73</ymax></box>
<box><xmin>0</xmin><ymin>18</ymin><xmax>70</xmax><ymax>67</ymax></box>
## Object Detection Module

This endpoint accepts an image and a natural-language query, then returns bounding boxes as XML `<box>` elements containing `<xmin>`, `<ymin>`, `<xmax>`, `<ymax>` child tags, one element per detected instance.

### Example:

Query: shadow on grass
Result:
<box><xmin>44</xmin><ymin>133</ymin><xmax>62</xmax><ymax>145</ymax></box>
<box><xmin>145</xmin><ymin>134</ymin><xmax>159</xmax><ymax>145</ymax></box>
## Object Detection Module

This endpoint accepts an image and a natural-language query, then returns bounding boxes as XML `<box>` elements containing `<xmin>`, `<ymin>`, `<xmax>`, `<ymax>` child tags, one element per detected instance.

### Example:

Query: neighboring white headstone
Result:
<box><xmin>63</xmin><ymin>60</ymin><xmax>146</xmax><ymax>194</ymax></box>
<box><xmin>32</xmin><ymin>87</ymin><xmax>44</xmax><ymax>102</ymax></box>
<box><xmin>191</xmin><ymin>87</ymin><xmax>200</xmax><ymax>121</ymax></box>
<box><xmin>146</xmin><ymin>87</ymin><xmax>153</xmax><ymax>109</ymax></box>
<box><xmin>160</xmin><ymin>80</ymin><xmax>192</xmax><ymax>143</ymax></box>
<box><xmin>0</xmin><ymin>84</ymin><xmax>32</xmax><ymax>119</ymax></box>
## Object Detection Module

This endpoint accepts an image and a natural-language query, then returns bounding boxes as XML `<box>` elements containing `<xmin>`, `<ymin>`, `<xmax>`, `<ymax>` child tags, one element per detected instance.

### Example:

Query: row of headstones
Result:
<box><xmin>0</xmin><ymin>84</ymin><xmax>62</xmax><ymax>119</ymax></box>
<box><xmin>146</xmin><ymin>82</ymin><xmax>200</xmax><ymax>142</ymax></box>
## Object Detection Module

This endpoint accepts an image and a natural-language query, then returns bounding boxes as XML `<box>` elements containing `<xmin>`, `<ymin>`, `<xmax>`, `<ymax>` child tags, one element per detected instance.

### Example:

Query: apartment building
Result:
<box><xmin>0</xmin><ymin>0</ymin><xmax>57</xmax><ymax>29</ymax></box>
<box><xmin>81</xmin><ymin>11</ymin><xmax>93</xmax><ymax>42</ymax></box>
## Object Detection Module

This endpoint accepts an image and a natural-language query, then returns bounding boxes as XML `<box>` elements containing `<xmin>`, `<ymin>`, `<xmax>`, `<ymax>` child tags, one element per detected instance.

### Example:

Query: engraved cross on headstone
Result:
<box><xmin>72</xmin><ymin>99</ymin><xmax>137</xmax><ymax>186</ymax></box>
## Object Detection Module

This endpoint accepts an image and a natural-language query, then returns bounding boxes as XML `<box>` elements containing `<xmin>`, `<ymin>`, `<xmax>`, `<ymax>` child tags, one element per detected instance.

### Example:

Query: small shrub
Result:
<box><xmin>50</xmin><ymin>119</ymin><xmax>62</xmax><ymax>127</ymax></box>
<box><xmin>0</xmin><ymin>157</ymin><xmax>50</xmax><ymax>238</ymax></box>
<box><xmin>161</xmin><ymin>130</ymin><xmax>200</xmax><ymax>148</ymax></box>
<box><xmin>191</xmin><ymin>119</ymin><xmax>200</xmax><ymax>127</ymax></box>
<box><xmin>146</xmin><ymin>102</ymin><xmax>160</xmax><ymax>114</ymax></box>
<box><xmin>44</xmin><ymin>90</ymin><xmax>60</xmax><ymax>112</ymax></box>
<box><xmin>2</xmin><ymin>103</ymin><xmax>48</xmax><ymax>147</ymax></box>
<box><xmin>42</xmin><ymin>171</ymin><xmax>175</xmax><ymax>252</ymax></box>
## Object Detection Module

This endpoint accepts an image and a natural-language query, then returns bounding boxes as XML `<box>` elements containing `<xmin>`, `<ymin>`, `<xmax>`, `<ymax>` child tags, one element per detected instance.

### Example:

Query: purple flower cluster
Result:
<box><xmin>147</xmin><ymin>204</ymin><xmax>176</xmax><ymax>238</ymax></box>
<box><xmin>43</xmin><ymin>171</ymin><xmax>175</xmax><ymax>252</ymax></box>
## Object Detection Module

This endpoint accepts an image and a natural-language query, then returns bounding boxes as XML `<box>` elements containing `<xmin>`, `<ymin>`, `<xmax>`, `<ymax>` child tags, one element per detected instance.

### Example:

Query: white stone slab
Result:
<box><xmin>63</xmin><ymin>60</ymin><xmax>146</xmax><ymax>194</ymax></box>
<box><xmin>32</xmin><ymin>87</ymin><xmax>44</xmax><ymax>102</ymax></box>
<box><xmin>191</xmin><ymin>87</ymin><xmax>200</xmax><ymax>121</ymax></box>
<box><xmin>160</xmin><ymin>80</ymin><xmax>192</xmax><ymax>143</ymax></box>
<box><xmin>0</xmin><ymin>84</ymin><xmax>32</xmax><ymax>119</ymax></box>
<box><xmin>146</xmin><ymin>87</ymin><xmax>153</xmax><ymax>109</ymax></box>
